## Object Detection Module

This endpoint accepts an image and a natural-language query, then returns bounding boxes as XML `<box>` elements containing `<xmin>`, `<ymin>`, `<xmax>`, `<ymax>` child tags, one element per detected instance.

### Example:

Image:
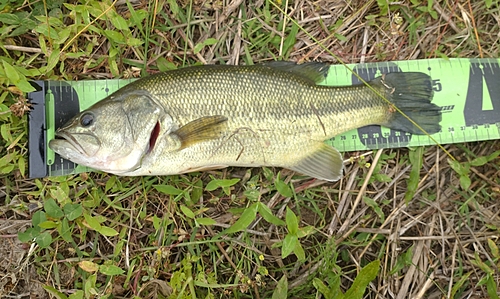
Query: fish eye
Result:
<box><xmin>80</xmin><ymin>113</ymin><xmax>94</xmax><ymax>127</ymax></box>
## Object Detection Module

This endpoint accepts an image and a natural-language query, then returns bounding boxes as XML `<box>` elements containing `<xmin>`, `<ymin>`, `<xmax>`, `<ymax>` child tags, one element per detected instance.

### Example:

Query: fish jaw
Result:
<box><xmin>49</xmin><ymin>130</ymin><xmax>150</xmax><ymax>174</ymax></box>
<box><xmin>49</xmin><ymin>131</ymin><xmax>100</xmax><ymax>164</ymax></box>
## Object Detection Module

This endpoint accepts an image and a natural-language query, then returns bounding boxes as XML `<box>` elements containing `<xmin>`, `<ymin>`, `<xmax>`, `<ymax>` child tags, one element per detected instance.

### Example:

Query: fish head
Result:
<box><xmin>49</xmin><ymin>91</ymin><xmax>168</xmax><ymax>173</ymax></box>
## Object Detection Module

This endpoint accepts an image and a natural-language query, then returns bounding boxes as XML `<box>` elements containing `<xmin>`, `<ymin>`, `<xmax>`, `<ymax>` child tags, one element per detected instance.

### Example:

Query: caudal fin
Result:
<box><xmin>376</xmin><ymin>72</ymin><xmax>441</xmax><ymax>135</ymax></box>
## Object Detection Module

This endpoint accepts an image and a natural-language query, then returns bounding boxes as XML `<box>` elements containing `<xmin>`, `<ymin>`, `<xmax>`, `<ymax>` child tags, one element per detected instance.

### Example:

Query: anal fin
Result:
<box><xmin>288</xmin><ymin>143</ymin><xmax>344</xmax><ymax>181</ymax></box>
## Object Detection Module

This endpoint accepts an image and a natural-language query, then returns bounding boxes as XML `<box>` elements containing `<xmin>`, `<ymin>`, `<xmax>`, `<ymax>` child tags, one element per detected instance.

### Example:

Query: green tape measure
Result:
<box><xmin>27</xmin><ymin>58</ymin><xmax>500</xmax><ymax>178</ymax></box>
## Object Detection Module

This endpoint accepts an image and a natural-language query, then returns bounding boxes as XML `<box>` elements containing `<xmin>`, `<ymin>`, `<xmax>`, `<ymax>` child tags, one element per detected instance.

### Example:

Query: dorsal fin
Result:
<box><xmin>261</xmin><ymin>61</ymin><xmax>329</xmax><ymax>84</ymax></box>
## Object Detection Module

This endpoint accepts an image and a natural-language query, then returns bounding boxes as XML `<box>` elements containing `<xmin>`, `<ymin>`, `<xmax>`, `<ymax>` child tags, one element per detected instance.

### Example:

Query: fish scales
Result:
<box><xmin>49</xmin><ymin>62</ymin><xmax>441</xmax><ymax>181</ymax></box>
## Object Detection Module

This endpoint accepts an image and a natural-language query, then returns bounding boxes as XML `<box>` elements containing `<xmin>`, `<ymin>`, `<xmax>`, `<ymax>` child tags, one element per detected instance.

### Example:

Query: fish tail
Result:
<box><xmin>374</xmin><ymin>72</ymin><xmax>442</xmax><ymax>135</ymax></box>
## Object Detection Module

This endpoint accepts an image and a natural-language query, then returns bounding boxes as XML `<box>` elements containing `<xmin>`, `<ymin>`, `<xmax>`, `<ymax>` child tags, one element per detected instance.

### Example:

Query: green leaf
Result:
<box><xmin>35</xmin><ymin>232</ymin><xmax>53</xmax><ymax>248</ymax></box>
<box><xmin>46</xmin><ymin>49</ymin><xmax>61</xmax><ymax>73</ymax></box>
<box><xmin>84</xmin><ymin>212</ymin><xmax>102</xmax><ymax>231</ymax></box>
<box><xmin>363</xmin><ymin>196</ymin><xmax>385</xmax><ymax>222</ymax></box>
<box><xmin>0</xmin><ymin>14</ymin><xmax>20</xmax><ymax>25</ymax></box>
<box><xmin>281</xmin><ymin>234</ymin><xmax>298</xmax><ymax>259</ymax></box>
<box><xmin>44</xmin><ymin>198</ymin><xmax>64</xmax><ymax>219</ymax></box>
<box><xmin>294</xmin><ymin>242</ymin><xmax>305</xmax><ymax>261</ymax></box>
<box><xmin>285</xmin><ymin>207</ymin><xmax>298</xmax><ymax>235</ymax></box>
<box><xmin>404</xmin><ymin>147</ymin><xmax>424</xmax><ymax>202</ymax></box>
<box><xmin>42</xmin><ymin>285</ymin><xmax>68</xmax><ymax>299</ymax></box>
<box><xmin>471</xmin><ymin>150</ymin><xmax>500</xmax><ymax>166</ymax></box>
<box><xmin>18</xmin><ymin>228</ymin><xmax>39</xmax><ymax>243</ymax></box>
<box><xmin>313</xmin><ymin>278</ymin><xmax>337</xmax><ymax>298</ymax></box>
<box><xmin>487</xmin><ymin>239</ymin><xmax>499</xmax><ymax>258</ymax></box>
<box><xmin>2</xmin><ymin>61</ymin><xmax>20</xmax><ymax>84</ymax></box>
<box><xmin>38</xmin><ymin>221</ymin><xmax>58</xmax><ymax>229</ymax></box>
<box><xmin>110</xmin><ymin>15</ymin><xmax>129</xmax><ymax>31</ymax></box>
<box><xmin>459</xmin><ymin>175</ymin><xmax>471</xmax><ymax>190</ymax></box>
<box><xmin>486</xmin><ymin>274</ymin><xmax>500</xmax><ymax>299</ymax></box>
<box><xmin>448</xmin><ymin>159</ymin><xmax>469</xmax><ymax>176</ymax></box>
<box><xmin>154</xmin><ymin>185</ymin><xmax>183</xmax><ymax>195</ymax></box>
<box><xmin>275</xmin><ymin>175</ymin><xmax>293</xmax><ymax>198</ymax></box>
<box><xmin>224</xmin><ymin>203</ymin><xmax>258</xmax><ymax>234</ymax></box>
<box><xmin>196</xmin><ymin>217</ymin><xmax>216</xmax><ymax>226</ymax></box>
<box><xmin>193</xmin><ymin>38</ymin><xmax>218</xmax><ymax>54</ymax></box>
<box><xmin>272</xmin><ymin>275</ymin><xmax>288</xmax><ymax>299</ymax></box>
<box><xmin>180</xmin><ymin>205</ymin><xmax>195</xmax><ymax>219</ymax></box>
<box><xmin>205</xmin><ymin>178</ymin><xmax>240</xmax><ymax>191</ymax></box>
<box><xmin>344</xmin><ymin>260</ymin><xmax>380</xmax><ymax>299</ymax></box>
<box><xmin>98</xmin><ymin>226</ymin><xmax>119</xmax><ymax>236</ymax></box>
<box><xmin>99</xmin><ymin>264</ymin><xmax>125</xmax><ymax>276</ymax></box>
<box><xmin>64</xmin><ymin>203</ymin><xmax>83</xmax><ymax>221</ymax></box>
<box><xmin>68</xmin><ymin>290</ymin><xmax>84</xmax><ymax>299</ymax></box>
<box><xmin>103</xmin><ymin>30</ymin><xmax>125</xmax><ymax>43</ymax></box>
<box><xmin>32</xmin><ymin>211</ymin><xmax>47</xmax><ymax>231</ymax></box>
<box><xmin>257</xmin><ymin>202</ymin><xmax>285</xmax><ymax>226</ymax></box>
<box><xmin>15</xmin><ymin>80</ymin><xmax>36</xmax><ymax>92</ymax></box>
<box><xmin>296</xmin><ymin>226</ymin><xmax>315</xmax><ymax>238</ymax></box>
<box><xmin>58</xmin><ymin>218</ymin><xmax>73</xmax><ymax>243</ymax></box>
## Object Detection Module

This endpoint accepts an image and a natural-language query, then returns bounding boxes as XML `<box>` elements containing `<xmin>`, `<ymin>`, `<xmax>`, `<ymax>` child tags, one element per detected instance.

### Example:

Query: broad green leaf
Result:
<box><xmin>99</xmin><ymin>264</ymin><xmax>125</xmax><ymax>276</ymax></box>
<box><xmin>296</xmin><ymin>225</ymin><xmax>315</xmax><ymax>238</ymax></box>
<box><xmin>281</xmin><ymin>234</ymin><xmax>298</xmax><ymax>259</ymax></box>
<box><xmin>196</xmin><ymin>217</ymin><xmax>216</xmax><ymax>226</ymax></box>
<box><xmin>58</xmin><ymin>218</ymin><xmax>73</xmax><ymax>243</ymax></box>
<box><xmin>2</xmin><ymin>61</ymin><xmax>19</xmax><ymax>84</ymax></box>
<box><xmin>98</xmin><ymin>226</ymin><xmax>119</xmax><ymax>236</ymax></box>
<box><xmin>50</xmin><ymin>187</ymin><xmax>68</xmax><ymax>203</ymax></box>
<box><xmin>205</xmin><ymin>178</ymin><xmax>240</xmax><ymax>192</ymax></box>
<box><xmin>63</xmin><ymin>203</ymin><xmax>83</xmax><ymax>221</ymax></box>
<box><xmin>180</xmin><ymin>205</ymin><xmax>195</xmax><ymax>219</ymax></box>
<box><xmin>471</xmin><ymin>150</ymin><xmax>500</xmax><ymax>166</ymax></box>
<box><xmin>459</xmin><ymin>175</ymin><xmax>471</xmax><ymax>190</ymax></box>
<box><xmin>42</xmin><ymin>286</ymin><xmax>68</xmax><ymax>299</ymax></box>
<box><xmin>448</xmin><ymin>159</ymin><xmax>469</xmax><ymax>176</ymax></box>
<box><xmin>0</xmin><ymin>14</ymin><xmax>20</xmax><ymax>25</ymax></box>
<box><xmin>46</xmin><ymin>49</ymin><xmax>61</xmax><ymax>73</ymax></box>
<box><xmin>224</xmin><ymin>203</ymin><xmax>258</xmax><ymax>234</ymax></box>
<box><xmin>103</xmin><ymin>30</ymin><xmax>125</xmax><ymax>43</ymax></box>
<box><xmin>486</xmin><ymin>274</ymin><xmax>500</xmax><ymax>299</ymax></box>
<box><xmin>285</xmin><ymin>207</ymin><xmax>298</xmax><ymax>235</ymax></box>
<box><xmin>294</xmin><ymin>242</ymin><xmax>305</xmax><ymax>261</ymax></box>
<box><xmin>344</xmin><ymin>260</ymin><xmax>380</xmax><ymax>298</ymax></box>
<box><xmin>32</xmin><ymin>211</ymin><xmax>47</xmax><ymax>230</ymax></box>
<box><xmin>258</xmin><ymin>202</ymin><xmax>285</xmax><ymax>226</ymax></box>
<box><xmin>272</xmin><ymin>275</ymin><xmax>288</xmax><ymax>299</ymax></box>
<box><xmin>275</xmin><ymin>176</ymin><xmax>293</xmax><ymax>198</ymax></box>
<box><xmin>18</xmin><ymin>228</ymin><xmax>39</xmax><ymax>243</ymax></box>
<box><xmin>44</xmin><ymin>198</ymin><xmax>64</xmax><ymax>219</ymax></box>
<box><xmin>110</xmin><ymin>15</ymin><xmax>129</xmax><ymax>31</ymax></box>
<box><xmin>83</xmin><ymin>212</ymin><xmax>102</xmax><ymax>231</ymax></box>
<box><xmin>35</xmin><ymin>232</ymin><xmax>53</xmax><ymax>248</ymax></box>
<box><xmin>68</xmin><ymin>290</ymin><xmax>84</xmax><ymax>299</ymax></box>
<box><xmin>154</xmin><ymin>185</ymin><xmax>183</xmax><ymax>195</ymax></box>
<box><xmin>313</xmin><ymin>278</ymin><xmax>337</xmax><ymax>298</ymax></box>
<box><xmin>38</xmin><ymin>221</ymin><xmax>58</xmax><ymax>229</ymax></box>
<box><xmin>487</xmin><ymin>239</ymin><xmax>499</xmax><ymax>258</ymax></box>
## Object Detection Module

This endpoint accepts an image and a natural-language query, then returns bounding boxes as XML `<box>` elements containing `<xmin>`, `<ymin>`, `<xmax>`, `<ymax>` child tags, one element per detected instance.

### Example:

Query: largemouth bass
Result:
<box><xmin>49</xmin><ymin>62</ymin><xmax>441</xmax><ymax>181</ymax></box>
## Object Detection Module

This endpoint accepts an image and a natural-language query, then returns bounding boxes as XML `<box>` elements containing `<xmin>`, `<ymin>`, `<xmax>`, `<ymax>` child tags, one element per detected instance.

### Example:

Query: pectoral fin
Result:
<box><xmin>288</xmin><ymin>143</ymin><xmax>344</xmax><ymax>181</ymax></box>
<box><xmin>174</xmin><ymin>115</ymin><xmax>228</xmax><ymax>149</ymax></box>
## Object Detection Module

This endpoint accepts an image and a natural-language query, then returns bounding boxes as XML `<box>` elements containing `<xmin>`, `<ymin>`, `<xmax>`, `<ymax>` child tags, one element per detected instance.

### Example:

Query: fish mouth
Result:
<box><xmin>49</xmin><ymin>131</ymin><xmax>98</xmax><ymax>157</ymax></box>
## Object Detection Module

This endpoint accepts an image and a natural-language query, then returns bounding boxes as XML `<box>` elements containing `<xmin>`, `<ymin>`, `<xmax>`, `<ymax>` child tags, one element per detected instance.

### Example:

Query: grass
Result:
<box><xmin>1</xmin><ymin>0</ymin><xmax>500</xmax><ymax>298</ymax></box>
